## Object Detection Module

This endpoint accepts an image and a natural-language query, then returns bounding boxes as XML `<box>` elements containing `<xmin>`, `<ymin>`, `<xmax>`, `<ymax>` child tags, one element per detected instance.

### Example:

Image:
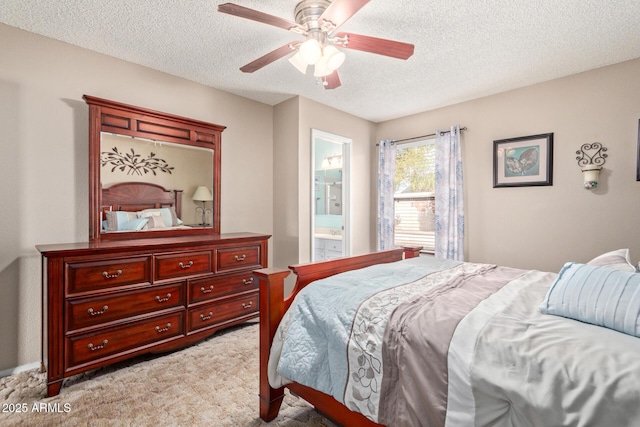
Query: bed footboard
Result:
<box><xmin>253</xmin><ymin>247</ymin><xmax>421</xmax><ymax>423</ymax></box>
<box><xmin>253</xmin><ymin>268</ymin><xmax>289</xmax><ymax>420</ymax></box>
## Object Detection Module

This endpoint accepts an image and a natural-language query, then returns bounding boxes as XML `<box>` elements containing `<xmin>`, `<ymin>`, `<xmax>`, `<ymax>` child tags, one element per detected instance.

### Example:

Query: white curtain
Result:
<box><xmin>435</xmin><ymin>125</ymin><xmax>464</xmax><ymax>260</ymax></box>
<box><xmin>377</xmin><ymin>140</ymin><xmax>396</xmax><ymax>250</ymax></box>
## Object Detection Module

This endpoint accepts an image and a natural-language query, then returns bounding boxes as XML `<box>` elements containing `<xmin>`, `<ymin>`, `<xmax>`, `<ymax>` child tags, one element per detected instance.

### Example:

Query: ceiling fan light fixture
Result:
<box><xmin>299</xmin><ymin>38</ymin><xmax>322</xmax><ymax>65</ymax></box>
<box><xmin>313</xmin><ymin>56</ymin><xmax>331</xmax><ymax>77</ymax></box>
<box><xmin>288</xmin><ymin>51</ymin><xmax>309</xmax><ymax>74</ymax></box>
<box><xmin>323</xmin><ymin>45</ymin><xmax>346</xmax><ymax>72</ymax></box>
<box><xmin>218</xmin><ymin>0</ymin><xmax>415</xmax><ymax>90</ymax></box>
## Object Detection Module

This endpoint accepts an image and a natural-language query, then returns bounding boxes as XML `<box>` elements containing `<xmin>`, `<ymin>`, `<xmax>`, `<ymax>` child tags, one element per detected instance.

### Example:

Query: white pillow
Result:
<box><xmin>145</xmin><ymin>215</ymin><xmax>167</xmax><ymax>229</ymax></box>
<box><xmin>586</xmin><ymin>249</ymin><xmax>636</xmax><ymax>273</ymax></box>
<box><xmin>138</xmin><ymin>210</ymin><xmax>161</xmax><ymax>217</ymax></box>
<box><xmin>137</xmin><ymin>207</ymin><xmax>179</xmax><ymax>227</ymax></box>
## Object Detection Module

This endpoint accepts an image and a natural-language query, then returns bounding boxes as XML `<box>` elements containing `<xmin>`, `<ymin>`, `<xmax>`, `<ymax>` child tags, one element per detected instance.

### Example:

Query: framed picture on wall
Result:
<box><xmin>493</xmin><ymin>133</ymin><xmax>553</xmax><ymax>188</ymax></box>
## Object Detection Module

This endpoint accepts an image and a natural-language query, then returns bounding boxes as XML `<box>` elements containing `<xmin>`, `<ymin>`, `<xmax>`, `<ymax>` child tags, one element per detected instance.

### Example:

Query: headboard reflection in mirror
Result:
<box><xmin>85</xmin><ymin>95</ymin><xmax>225</xmax><ymax>241</ymax></box>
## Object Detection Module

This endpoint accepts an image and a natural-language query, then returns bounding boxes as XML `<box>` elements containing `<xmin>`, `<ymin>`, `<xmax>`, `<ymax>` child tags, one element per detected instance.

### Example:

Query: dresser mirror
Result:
<box><xmin>86</xmin><ymin>95</ymin><xmax>224</xmax><ymax>241</ymax></box>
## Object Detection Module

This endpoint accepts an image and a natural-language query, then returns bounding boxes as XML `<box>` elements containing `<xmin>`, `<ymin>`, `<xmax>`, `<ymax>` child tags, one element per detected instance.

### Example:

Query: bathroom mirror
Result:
<box><xmin>311</xmin><ymin>129</ymin><xmax>351</xmax><ymax>261</ymax></box>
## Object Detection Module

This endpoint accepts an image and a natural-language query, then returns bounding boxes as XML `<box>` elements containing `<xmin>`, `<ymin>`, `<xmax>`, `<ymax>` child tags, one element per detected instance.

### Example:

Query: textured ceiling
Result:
<box><xmin>2</xmin><ymin>0</ymin><xmax>640</xmax><ymax>122</ymax></box>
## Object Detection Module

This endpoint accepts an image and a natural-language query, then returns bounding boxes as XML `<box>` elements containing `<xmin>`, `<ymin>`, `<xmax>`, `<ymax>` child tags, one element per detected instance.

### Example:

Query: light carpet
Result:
<box><xmin>0</xmin><ymin>321</ymin><xmax>337</xmax><ymax>427</ymax></box>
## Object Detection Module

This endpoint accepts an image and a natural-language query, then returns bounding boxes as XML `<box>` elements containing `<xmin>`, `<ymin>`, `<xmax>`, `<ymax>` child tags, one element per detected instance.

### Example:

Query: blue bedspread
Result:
<box><xmin>270</xmin><ymin>256</ymin><xmax>640</xmax><ymax>427</ymax></box>
<box><xmin>272</xmin><ymin>256</ymin><xmax>460</xmax><ymax>402</ymax></box>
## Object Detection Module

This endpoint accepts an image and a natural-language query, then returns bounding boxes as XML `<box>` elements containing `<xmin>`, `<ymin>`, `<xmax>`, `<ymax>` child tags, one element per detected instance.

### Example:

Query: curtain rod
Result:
<box><xmin>379</xmin><ymin>126</ymin><xmax>467</xmax><ymax>146</ymax></box>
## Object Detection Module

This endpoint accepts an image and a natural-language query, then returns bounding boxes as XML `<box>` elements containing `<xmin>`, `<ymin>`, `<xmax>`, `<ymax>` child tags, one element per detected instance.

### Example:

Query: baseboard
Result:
<box><xmin>0</xmin><ymin>361</ymin><xmax>41</xmax><ymax>379</ymax></box>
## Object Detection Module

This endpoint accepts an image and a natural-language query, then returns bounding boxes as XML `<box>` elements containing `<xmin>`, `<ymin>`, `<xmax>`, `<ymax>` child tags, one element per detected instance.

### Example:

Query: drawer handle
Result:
<box><xmin>102</xmin><ymin>269</ymin><xmax>122</xmax><ymax>279</ymax></box>
<box><xmin>178</xmin><ymin>261</ymin><xmax>194</xmax><ymax>269</ymax></box>
<box><xmin>87</xmin><ymin>305</ymin><xmax>109</xmax><ymax>316</ymax></box>
<box><xmin>234</xmin><ymin>254</ymin><xmax>247</xmax><ymax>262</ymax></box>
<box><xmin>200</xmin><ymin>285</ymin><xmax>214</xmax><ymax>294</ymax></box>
<box><xmin>200</xmin><ymin>312</ymin><xmax>213</xmax><ymax>321</ymax></box>
<box><xmin>155</xmin><ymin>293</ymin><xmax>171</xmax><ymax>303</ymax></box>
<box><xmin>242</xmin><ymin>278</ymin><xmax>254</xmax><ymax>285</ymax></box>
<box><xmin>155</xmin><ymin>322</ymin><xmax>171</xmax><ymax>333</ymax></box>
<box><xmin>242</xmin><ymin>301</ymin><xmax>253</xmax><ymax>309</ymax></box>
<box><xmin>87</xmin><ymin>339</ymin><xmax>108</xmax><ymax>351</ymax></box>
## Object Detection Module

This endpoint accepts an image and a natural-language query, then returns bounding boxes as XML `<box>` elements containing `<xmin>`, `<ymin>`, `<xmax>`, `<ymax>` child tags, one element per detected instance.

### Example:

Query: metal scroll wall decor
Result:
<box><xmin>576</xmin><ymin>142</ymin><xmax>607</xmax><ymax>190</ymax></box>
<box><xmin>101</xmin><ymin>147</ymin><xmax>174</xmax><ymax>176</ymax></box>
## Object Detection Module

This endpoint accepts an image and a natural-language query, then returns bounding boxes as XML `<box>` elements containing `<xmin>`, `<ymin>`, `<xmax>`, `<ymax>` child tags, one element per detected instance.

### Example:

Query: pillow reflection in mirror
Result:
<box><xmin>121</xmin><ymin>218</ymin><xmax>149</xmax><ymax>231</ymax></box>
<box><xmin>145</xmin><ymin>215</ymin><xmax>167</xmax><ymax>229</ymax></box>
<box><xmin>105</xmin><ymin>211</ymin><xmax>138</xmax><ymax>231</ymax></box>
<box><xmin>137</xmin><ymin>207</ymin><xmax>179</xmax><ymax>227</ymax></box>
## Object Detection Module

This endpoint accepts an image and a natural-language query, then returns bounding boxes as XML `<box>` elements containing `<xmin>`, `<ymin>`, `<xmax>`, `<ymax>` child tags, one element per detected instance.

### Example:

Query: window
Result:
<box><xmin>393</xmin><ymin>139</ymin><xmax>435</xmax><ymax>252</ymax></box>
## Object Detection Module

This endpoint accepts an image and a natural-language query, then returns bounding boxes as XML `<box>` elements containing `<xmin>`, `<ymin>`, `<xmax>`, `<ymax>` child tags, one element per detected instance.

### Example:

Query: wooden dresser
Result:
<box><xmin>38</xmin><ymin>233</ymin><xmax>269</xmax><ymax>397</ymax></box>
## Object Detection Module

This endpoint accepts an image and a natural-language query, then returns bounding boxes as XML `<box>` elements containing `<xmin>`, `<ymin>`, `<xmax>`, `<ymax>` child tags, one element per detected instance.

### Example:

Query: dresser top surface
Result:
<box><xmin>37</xmin><ymin>233</ymin><xmax>271</xmax><ymax>256</ymax></box>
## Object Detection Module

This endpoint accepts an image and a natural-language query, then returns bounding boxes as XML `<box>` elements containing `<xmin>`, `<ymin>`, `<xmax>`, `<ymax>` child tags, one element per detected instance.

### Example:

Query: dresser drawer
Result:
<box><xmin>188</xmin><ymin>293</ymin><xmax>258</xmax><ymax>333</ymax></box>
<box><xmin>66</xmin><ymin>256</ymin><xmax>151</xmax><ymax>294</ymax></box>
<box><xmin>189</xmin><ymin>272</ymin><xmax>258</xmax><ymax>304</ymax></box>
<box><xmin>66</xmin><ymin>282</ymin><xmax>185</xmax><ymax>331</ymax></box>
<box><xmin>154</xmin><ymin>251</ymin><xmax>212</xmax><ymax>280</ymax></box>
<box><xmin>325</xmin><ymin>240</ymin><xmax>343</xmax><ymax>252</ymax></box>
<box><xmin>216</xmin><ymin>245</ymin><xmax>261</xmax><ymax>272</ymax></box>
<box><xmin>66</xmin><ymin>312</ymin><xmax>184</xmax><ymax>368</ymax></box>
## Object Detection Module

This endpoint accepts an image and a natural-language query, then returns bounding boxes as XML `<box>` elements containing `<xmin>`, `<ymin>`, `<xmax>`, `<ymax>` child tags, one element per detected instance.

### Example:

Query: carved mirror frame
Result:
<box><xmin>85</xmin><ymin>95</ymin><xmax>224</xmax><ymax>242</ymax></box>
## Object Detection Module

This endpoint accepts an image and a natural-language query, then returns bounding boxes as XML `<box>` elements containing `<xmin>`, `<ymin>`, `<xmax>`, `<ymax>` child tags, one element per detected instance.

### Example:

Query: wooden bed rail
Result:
<box><xmin>253</xmin><ymin>246</ymin><xmax>421</xmax><ymax>424</ymax></box>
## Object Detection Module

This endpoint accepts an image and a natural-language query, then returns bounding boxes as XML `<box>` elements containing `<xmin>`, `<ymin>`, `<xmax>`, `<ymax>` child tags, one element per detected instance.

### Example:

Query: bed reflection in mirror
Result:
<box><xmin>100</xmin><ymin>133</ymin><xmax>214</xmax><ymax>232</ymax></box>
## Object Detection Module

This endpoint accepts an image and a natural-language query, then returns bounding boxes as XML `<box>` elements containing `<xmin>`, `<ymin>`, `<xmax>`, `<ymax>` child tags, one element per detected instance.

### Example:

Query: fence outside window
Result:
<box><xmin>394</xmin><ymin>192</ymin><xmax>435</xmax><ymax>252</ymax></box>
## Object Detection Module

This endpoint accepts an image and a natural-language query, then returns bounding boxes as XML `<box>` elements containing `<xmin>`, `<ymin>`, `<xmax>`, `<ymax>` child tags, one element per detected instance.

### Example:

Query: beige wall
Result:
<box><xmin>377</xmin><ymin>58</ymin><xmax>640</xmax><ymax>272</ymax></box>
<box><xmin>0</xmin><ymin>24</ymin><xmax>274</xmax><ymax>372</ymax></box>
<box><xmin>297</xmin><ymin>98</ymin><xmax>377</xmax><ymax>260</ymax></box>
<box><xmin>271</xmin><ymin>97</ymin><xmax>376</xmax><ymax>294</ymax></box>
<box><xmin>272</xmin><ymin>98</ymin><xmax>300</xmax><ymax>274</ymax></box>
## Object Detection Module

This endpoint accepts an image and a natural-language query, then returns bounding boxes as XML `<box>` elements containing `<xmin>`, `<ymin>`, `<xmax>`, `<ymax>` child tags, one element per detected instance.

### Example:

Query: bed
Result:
<box><xmin>101</xmin><ymin>182</ymin><xmax>191</xmax><ymax>232</ymax></box>
<box><xmin>254</xmin><ymin>247</ymin><xmax>640</xmax><ymax>427</ymax></box>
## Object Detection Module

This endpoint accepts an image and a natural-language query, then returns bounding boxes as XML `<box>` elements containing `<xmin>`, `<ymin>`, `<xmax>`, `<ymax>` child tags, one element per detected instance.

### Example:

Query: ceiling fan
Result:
<box><xmin>217</xmin><ymin>0</ymin><xmax>415</xmax><ymax>89</ymax></box>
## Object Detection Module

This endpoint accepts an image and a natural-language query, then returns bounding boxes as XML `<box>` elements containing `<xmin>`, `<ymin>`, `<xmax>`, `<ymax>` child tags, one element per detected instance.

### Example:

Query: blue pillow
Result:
<box><xmin>121</xmin><ymin>218</ymin><xmax>149</xmax><ymax>231</ymax></box>
<box><xmin>540</xmin><ymin>262</ymin><xmax>640</xmax><ymax>337</ymax></box>
<box><xmin>105</xmin><ymin>211</ymin><xmax>138</xmax><ymax>231</ymax></box>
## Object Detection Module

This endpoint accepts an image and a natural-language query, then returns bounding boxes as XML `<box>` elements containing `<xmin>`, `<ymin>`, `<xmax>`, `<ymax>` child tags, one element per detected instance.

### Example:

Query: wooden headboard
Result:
<box><xmin>101</xmin><ymin>182</ymin><xmax>183</xmax><ymax>219</ymax></box>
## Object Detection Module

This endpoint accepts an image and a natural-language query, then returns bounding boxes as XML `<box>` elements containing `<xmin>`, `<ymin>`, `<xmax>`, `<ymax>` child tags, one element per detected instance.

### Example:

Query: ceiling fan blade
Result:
<box><xmin>218</xmin><ymin>3</ymin><xmax>304</xmax><ymax>32</ymax></box>
<box><xmin>323</xmin><ymin>70</ymin><xmax>341</xmax><ymax>90</ymax></box>
<box><xmin>239</xmin><ymin>43</ymin><xmax>295</xmax><ymax>73</ymax></box>
<box><xmin>319</xmin><ymin>0</ymin><xmax>370</xmax><ymax>30</ymax></box>
<box><xmin>336</xmin><ymin>32</ymin><xmax>414</xmax><ymax>60</ymax></box>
